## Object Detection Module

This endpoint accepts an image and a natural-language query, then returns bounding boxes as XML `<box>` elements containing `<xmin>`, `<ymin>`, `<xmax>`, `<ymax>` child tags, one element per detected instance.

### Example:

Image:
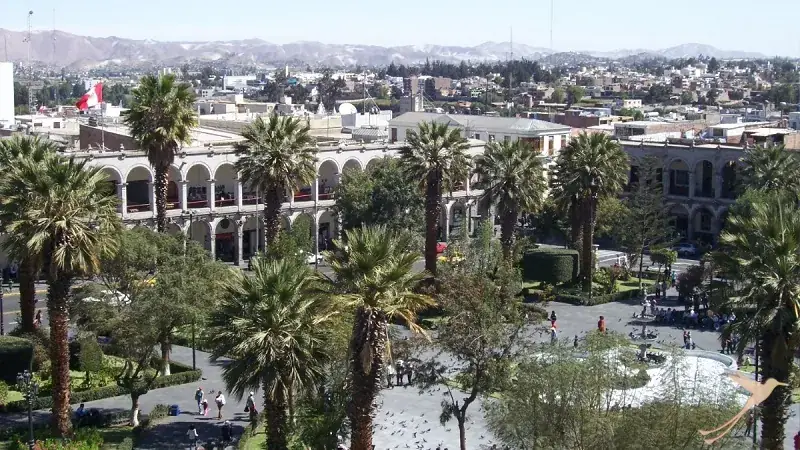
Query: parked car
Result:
<box><xmin>305</xmin><ymin>252</ymin><xmax>324</xmax><ymax>265</ymax></box>
<box><xmin>673</xmin><ymin>243</ymin><xmax>698</xmax><ymax>257</ymax></box>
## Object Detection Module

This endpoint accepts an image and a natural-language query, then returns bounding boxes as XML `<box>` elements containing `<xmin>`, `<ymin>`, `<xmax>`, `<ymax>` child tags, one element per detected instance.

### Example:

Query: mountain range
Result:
<box><xmin>0</xmin><ymin>29</ymin><xmax>770</xmax><ymax>69</ymax></box>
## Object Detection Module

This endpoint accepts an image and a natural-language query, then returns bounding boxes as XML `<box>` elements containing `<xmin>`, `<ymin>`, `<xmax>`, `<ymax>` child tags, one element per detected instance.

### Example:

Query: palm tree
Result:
<box><xmin>740</xmin><ymin>144</ymin><xmax>800</xmax><ymax>194</ymax></box>
<box><xmin>0</xmin><ymin>135</ymin><xmax>57</xmax><ymax>333</ymax></box>
<box><xmin>122</xmin><ymin>73</ymin><xmax>197</xmax><ymax>232</ymax></box>
<box><xmin>399</xmin><ymin>121</ymin><xmax>470</xmax><ymax>275</ymax></box>
<box><xmin>475</xmin><ymin>140</ymin><xmax>546</xmax><ymax>258</ymax></box>
<box><xmin>325</xmin><ymin>226</ymin><xmax>433</xmax><ymax>450</ymax></box>
<box><xmin>551</xmin><ymin>132</ymin><xmax>628</xmax><ymax>292</ymax></box>
<box><xmin>714</xmin><ymin>196</ymin><xmax>800</xmax><ymax>449</ymax></box>
<box><xmin>0</xmin><ymin>156</ymin><xmax>120</xmax><ymax>437</ymax></box>
<box><xmin>235</xmin><ymin>115</ymin><xmax>316</xmax><ymax>248</ymax></box>
<box><xmin>207</xmin><ymin>257</ymin><xmax>334</xmax><ymax>450</ymax></box>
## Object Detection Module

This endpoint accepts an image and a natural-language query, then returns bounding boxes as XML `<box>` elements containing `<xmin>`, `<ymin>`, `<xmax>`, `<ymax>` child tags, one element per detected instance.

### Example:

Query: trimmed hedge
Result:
<box><xmin>522</xmin><ymin>249</ymin><xmax>580</xmax><ymax>284</ymax></box>
<box><xmin>3</xmin><ymin>360</ymin><xmax>201</xmax><ymax>413</ymax></box>
<box><xmin>525</xmin><ymin>284</ymin><xmax>655</xmax><ymax>306</ymax></box>
<box><xmin>0</xmin><ymin>336</ymin><xmax>34</xmax><ymax>384</ymax></box>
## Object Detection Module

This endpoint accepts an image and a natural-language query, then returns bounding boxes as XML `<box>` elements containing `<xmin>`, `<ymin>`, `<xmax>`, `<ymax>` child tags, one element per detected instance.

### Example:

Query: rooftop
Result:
<box><xmin>389</xmin><ymin>112</ymin><xmax>570</xmax><ymax>133</ymax></box>
<box><xmin>88</xmin><ymin>124</ymin><xmax>245</xmax><ymax>146</ymax></box>
<box><xmin>708</xmin><ymin>121</ymin><xmax>772</xmax><ymax>130</ymax></box>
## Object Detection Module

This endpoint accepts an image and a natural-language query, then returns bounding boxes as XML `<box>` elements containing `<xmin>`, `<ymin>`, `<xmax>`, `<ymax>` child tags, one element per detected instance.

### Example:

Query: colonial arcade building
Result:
<box><xmin>75</xmin><ymin>123</ymin><xmax>493</xmax><ymax>266</ymax></box>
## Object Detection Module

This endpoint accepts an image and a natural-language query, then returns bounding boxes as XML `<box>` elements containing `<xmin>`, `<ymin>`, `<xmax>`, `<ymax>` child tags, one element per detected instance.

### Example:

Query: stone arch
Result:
<box><xmin>365</xmin><ymin>158</ymin><xmax>381</xmax><ymax>172</ymax></box>
<box><xmin>99</xmin><ymin>166</ymin><xmax>122</xmax><ymax>204</ymax></box>
<box><xmin>317</xmin><ymin>209</ymin><xmax>337</xmax><ymax>251</ymax></box>
<box><xmin>166</xmin><ymin>165</ymin><xmax>182</xmax><ymax>211</ymax></box>
<box><xmin>213</xmin><ymin>217</ymin><xmax>238</xmax><ymax>263</ymax></box>
<box><xmin>243</xmin><ymin>215</ymin><xmax>262</xmax><ymax>257</ymax></box>
<box><xmin>213</xmin><ymin>163</ymin><xmax>238</xmax><ymax>207</ymax></box>
<box><xmin>125</xmin><ymin>166</ymin><xmax>153</xmax><ymax>213</ymax></box>
<box><xmin>166</xmin><ymin>222</ymin><xmax>183</xmax><ymax>236</ymax></box>
<box><xmin>342</xmin><ymin>158</ymin><xmax>363</xmax><ymax>173</ymax></box>
<box><xmin>667</xmin><ymin>204</ymin><xmax>690</xmax><ymax>240</ymax></box>
<box><xmin>186</xmin><ymin>163</ymin><xmax>212</xmax><ymax>209</ymax></box>
<box><xmin>721</xmin><ymin>160</ymin><xmax>738</xmax><ymax>199</ymax></box>
<box><xmin>691</xmin><ymin>205</ymin><xmax>716</xmax><ymax>246</ymax></box>
<box><xmin>188</xmin><ymin>220</ymin><xmax>212</xmax><ymax>251</ymax></box>
<box><xmin>317</xmin><ymin>159</ymin><xmax>339</xmax><ymax>201</ymax></box>
<box><xmin>667</xmin><ymin>159</ymin><xmax>690</xmax><ymax>196</ymax></box>
<box><xmin>693</xmin><ymin>159</ymin><xmax>714</xmax><ymax>198</ymax></box>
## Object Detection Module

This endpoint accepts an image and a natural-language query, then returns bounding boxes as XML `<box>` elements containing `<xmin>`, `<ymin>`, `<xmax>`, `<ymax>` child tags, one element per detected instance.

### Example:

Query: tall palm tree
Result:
<box><xmin>475</xmin><ymin>139</ymin><xmax>546</xmax><ymax>258</ymax></box>
<box><xmin>551</xmin><ymin>132</ymin><xmax>628</xmax><ymax>292</ymax></box>
<box><xmin>325</xmin><ymin>226</ymin><xmax>433</xmax><ymax>450</ymax></box>
<box><xmin>235</xmin><ymin>115</ymin><xmax>316</xmax><ymax>248</ymax></box>
<box><xmin>122</xmin><ymin>73</ymin><xmax>197</xmax><ymax>232</ymax></box>
<box><xmin>399</xmin><ymin>121</ymin><xmax>470</xmax><ymax>275</ymax></box>
<box><xmin>0</xmin><ymin>135</ymin><xmax>57</xmax><ymax>333</ymax></box>
<box><xmin>740</xmin><ymin>144</ymin><xmax>800</xmax><ymax>194</ymax></box>
<box><xmin>0</xmin><ymin>156</ymin><xmax>120</xmax><ymax>437</ymax></box>
<box><xmin>207</xmin><ymin>258</ymin><xmax>334</xmax><ymax>450</ymax></box>
<box><xmin>714</xmin><ymin>196</ymin><xmax>800</xmax><ymax>449</ymax></box>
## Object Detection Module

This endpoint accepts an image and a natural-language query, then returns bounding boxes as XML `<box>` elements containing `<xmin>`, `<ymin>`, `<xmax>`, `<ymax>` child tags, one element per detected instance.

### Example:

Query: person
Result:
<box><xmin>655</xmin><ymin>283</ymin><xmax>661</xmax><ymax>298</ymax></box>
<box><xmin>744</xmin><ymin>409</ymin><xmax>753</xmax><ymax>437</ymax></box>
<box><xmin>221</xmin><ymin>420</ymin><xmax>233</xmax><ymax>445</ymax></box>
<box><xmin>386</xmin><ymin>362</ymin><xmax>396</xmax><ymax>388</ymax></box>
<box><xmin>550</xmin><ymin>311</ymin><xmax>557</xmax><ymax>327</ymax></box>
<box><xmin>597</xmin><ymin>316</ymin><xmax>606</xmax><ymax>333</ymax></box>
<box><xmin>194</xmin><ymin>387</ymin><xmax>204</xmax><ymax>415</ymax></box>
<box><xmin>215</xmin><ymin>391</ymin><xmax>226</xmax><ymax>420</ymax></box>
<box><xmin>246</xmin><ymin>391</ymin><xmax>258</xmax><ymax>424</ymax></box>
<box><xmin>573</xmin><ymin>335</ymin><xmax>579</xmax><ymax>349</ymax></box>
<box><xmin>406</xmin><ymin>361</ymin><xmax>414</xmax><ymax>385</ymax></box>
<box><xmin>794</xmin><ymin>430</ymin><xmax>800</xmax><ymax>450</ymax></box>
<box><xmin>34</xmin><ymin>310</ymin><xmax>42</xmax><ymax>328</ymax></box>
<box><xmin>395</xmin><ymin>359</ymin><xmax>404</xmax><ymax>386</ymax></box>
<box><xmin>75</xmin><ymin>403</ymin><xmax>87</xmax><ymax>418</ymax></box>
<box><xmin>550</xmin><ymin>327</ymin><xmax>557</xmax><ymax>344</ymax></box>
<box><xmin>201</xmin><ymin>397</ymin><xmax>209</xmax><ymax>416</ymax></box>
<box><xmin>187</xmin><ymin>425</ymin><xmax>199</xmax><ymax>450</ymax></box>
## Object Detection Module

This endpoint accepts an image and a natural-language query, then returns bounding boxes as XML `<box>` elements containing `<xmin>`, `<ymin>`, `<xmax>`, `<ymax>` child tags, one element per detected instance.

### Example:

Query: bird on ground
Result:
<box><xmin>698</xmin><ymin>373</ymin><xmax>787</xmax><ymax>445</ymax></box>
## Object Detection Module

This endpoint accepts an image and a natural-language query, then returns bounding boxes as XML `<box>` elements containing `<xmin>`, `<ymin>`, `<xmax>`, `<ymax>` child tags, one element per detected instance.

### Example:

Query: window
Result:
<box><xmin>504</xmin><ymin>136</ymin><xmax>511</xmax><ymax>143</ymax></box>
<box><xmin>674</xmin><ymin>171</ymin><xmax>689</xmax><ymax>186</ymax></box>
<box><xmin>488</xmin><ymin>134</ymin><xmax>495</xmax><ymax>142</ymax></box>
<box><xmin>474</xmin><ymin>133</ymin><xmax>481</xmax><ymax>140</ymax></box>
<box><xmin>390</xmin><ymin>128</ymin><xmax>397</xmax><ymax>142</ymax></box>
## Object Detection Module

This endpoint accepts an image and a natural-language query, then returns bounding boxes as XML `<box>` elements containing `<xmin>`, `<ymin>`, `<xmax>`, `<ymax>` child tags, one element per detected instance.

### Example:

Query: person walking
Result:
<box><xmin>201</xmin><ymin>397</ymin><xmax>209</xmax><ymax>417</ymax></box>
<box><xmin>194</xmin><ymin>387</ymin><xmax>204</xmax><ymax>415</ymax></box>
<box><xmin>215</xmin><ymin>391</ymin><xmax>226</xmax><ymax>420</ymax></box>
<box><xmin>395</xmin><ymin>359</ymin><xmax>404</xmax><ymax>386</ymax></box>
<box><xmin>597</xmin><ymin>316</ymin><xmax>606</xmax><ymax>333</ymax></box>
<box><xmin>246</xmin><ymin>391</ymin><xmax>258</xmax><ymax>426</ymax></box>
<box><xmin>34</xmin><ymin>310</ymin><xmax>42</xmax><ymax>328</ymax></box>
<box><xmin>187</xmin><ymin>425</ymin><xmax>199</xmax><ymax>450</ymax></box>
<box><xmin>573</xmin><ymin>335</ymin><xmax>579</xmax><ymax>348</ymax></box>
<box><xmin>406</xmin><ymin>361</ymin><xmax>414</xmax><ymax>385</ymax></box>
<box><xmin>386</xmin><ymin>363</ymin><xmax>396</xmax><ymax>388</ymax></box>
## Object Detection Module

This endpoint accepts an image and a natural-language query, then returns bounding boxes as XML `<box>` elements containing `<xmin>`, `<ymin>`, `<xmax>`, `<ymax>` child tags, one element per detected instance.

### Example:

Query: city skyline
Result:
<box><xmin>2</xmin><ymin>0</ymin><xmax>799</xmax><ymax>57</ymax></box>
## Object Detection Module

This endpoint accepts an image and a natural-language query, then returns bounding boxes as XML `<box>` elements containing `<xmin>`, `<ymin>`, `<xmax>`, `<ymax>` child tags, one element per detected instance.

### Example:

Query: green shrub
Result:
<box><xmin>0</xmin><ymin>380</ymin><xmax>8</xmax><ymax>405</ymax></box>
<box><xmin>10</xmin><ymin>329</ymin><xmax>51</xmax><ymax>371</ymax></box>
<box><xmin>0</xmin><ymin>336</ymin><xmax>34</xmax><ymax>384</ymax></box>
<box><xmin>522</xmin><ymin>249</ymin><xmax>579</xmax><ymax>284</ymax></box>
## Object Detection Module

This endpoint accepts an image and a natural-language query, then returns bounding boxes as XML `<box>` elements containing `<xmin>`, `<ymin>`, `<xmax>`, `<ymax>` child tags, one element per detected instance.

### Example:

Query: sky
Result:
<box><xmin>1</xmin><ymin>0</ymin><xmax>799</xmax><ymax>56</ymax></box>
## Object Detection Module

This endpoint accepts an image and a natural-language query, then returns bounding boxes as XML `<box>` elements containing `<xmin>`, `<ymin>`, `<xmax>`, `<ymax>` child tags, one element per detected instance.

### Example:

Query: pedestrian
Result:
<box><xmin>187</xmin><ymin>425</ymin><xmax>199</xmax><ymax>450</ymax></box>
<box><xmin>573</xmin><ymin>335</ymin><xmax>579</xmax><ymax>348</ymax></box>
<box><xmin>550</xmin><ymin>327</ymin><xmax>557</xmax><ymax>344</ymax></box>
<box><xmin>246</xmin><ymin>391</ymin><xmax>258</xmax><ymax>424</ymax></box>
<box><xmin>386</xmin><ymin>363</ymin><xmax>396</xmax><ymax>388</ymax></box>
<box><xmin>744</xmin><ymin>408</ymin><xmax>753</xmax><ymax>437</ymax></box>
<box><xmin>406</xmin><ymin>361</ymin><xmax>414</xmax><ymax>385</ymax></box>
<box><xmin>215</xmin><ymin>391</ymin><xmax>226</xmax><ymax>420</ymax></box>
<box><xmin>395</xmin><ymin>359</ymin><xmax>404</xmax><ymax>386</ymax></box>
<box><xmin>201</xmin><ymin>397</ymin><xmax>209</xmax><ymax>416</ymax></box>
<box><xmin>661</xmin><ymin>281</ymin><xmax>668</xmax><ymax>297</ymax></box>
<box><xmin>655</xmin><ymin>284</ymin><xmax>661</xmax><ymax>298</ymax></box>
<box><xmin>34</xmin><ymin>310</ymin><xmax>42</xmax><ymax>328</ymax></box>
<box><xmin>221</xmin><ymin>420</ymin><xmax>233</xmax><ymax>445</ymax></box>
<box><xmin>794</xmin><ymin>430</ymin><xmax>799</xmax><ymax>450</ymax></box>
<box><xmin>683</xmin><ymin>330</ymin><xmax>688</xmax><ymax>347</ymax></box>
<box><xmin>550</xmin><ymin>311</ymin><xmax>557</xmax><ymax>327</ymax></box>
<box><xmin>194</xmin><ymin>387</ymin><xmax>204</xmax><ymax>415</ymax></box>
<box><xmin>597</xmin><ymin>316</ymin><xmax>606</xmax><ymax>333</ymax></box>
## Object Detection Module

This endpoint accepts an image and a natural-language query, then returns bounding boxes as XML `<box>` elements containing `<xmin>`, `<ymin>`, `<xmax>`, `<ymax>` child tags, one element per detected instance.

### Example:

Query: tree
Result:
<box><xmin>235</xmin><ymin>115</ymin><xmax>316</xmax><ymax>247</ymax></box>
<box><xmin>614</xmin><ymin>156</ymin><xmax>674</xmax><ymax>288</ymax></box>
<box><xmin>708</xmin><ymin>57</ymin><xmax>720</xmax><ymax>73</ymax></box>
<box><xmin>551</xmin><ymin>132</ymin><xmax>628</xmax><ymax>292</ymax></box>
<box><xmin>333</xmin><ymin>157</ymin><xmax>424</xmax><ymax>234</ymax></box>
<box><xmin>207</xmin><ymin>258</ymin><xmax>335</xmax><ymax>450</ymax></box>
<box><xmin>78</xmin><ymin>334</ymin><xmax>104</xmax><ymax>388</ymax></box>
<box><xmin>0</xmin><ymin>156</ymin><xmax>120</xmax><ymax>437</ymax></box>
<box><xmin>549</xmin><ymin>88</ymin><xmax>566</xmax><ymax>103</ymax></box>
<box><xmin>594</xmin><ymin>196</ymin><xmax>627</xmax><ymax>241</ymax></box>
<box><xmin>325</xmin><ymin>226</ymin><xmax>433</xmax><ymax>450</ymax></box>
<box><xmin>318</xmin><ymin>71</ymin><xmax>347</xmax><ymax>111</ymax></box>
<box><xmin>0</xmin><ymin>135</ymin><xmax>58</xmax><ymax>333</ymax></box>
<box><xmin>415</xmin><ymin>221</ymin><xmax>529</xmax><ymax>450</ymax></box>
<box><xmin>399</xmin><ymin>121</ymin><xmax>471</xmax><ymax>275</ymax></box>
<box><xmin>566</xmin><ymin>85</ymin><xmax>586</xmax><ymax>104</ymax></box>
<box><xmin>680</xmin><ymin>91</ymin><xmax>694</xmax><ymax>105</ymax></box>
<box><xmin>740</xmin><ymin>144</ymin><xmax>800</xmax><ymax>195</ymax></box>
<box><xmin>618</xmin><ymin>107</ymin><xmax>644</xmax><ymax>120</ymax></box>
<box><xmin>705</xmin><ymin>89</ymin><xmax>719</xmax><ymax>105</ymax></box>
<box><xmin>122</xmin><ymin>74</ymin><xmax>198</xmax><ymax>232</ymax></box>
<box><xmin>713</xmin><ymin>197</ymin><xmax>800</xmax><ymax>448</ymax></box>
<box><xmin>475</xmin><ymin>140</ymin><xmax>546</xmax><ymax>258</ymax></box>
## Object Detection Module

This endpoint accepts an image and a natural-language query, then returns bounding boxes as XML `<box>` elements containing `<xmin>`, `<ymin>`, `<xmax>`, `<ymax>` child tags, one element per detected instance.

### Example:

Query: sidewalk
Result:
<box><xmin>0</xmin><ymin>346</ymin><xmax>251</xmax><ymax>450</ymax></box>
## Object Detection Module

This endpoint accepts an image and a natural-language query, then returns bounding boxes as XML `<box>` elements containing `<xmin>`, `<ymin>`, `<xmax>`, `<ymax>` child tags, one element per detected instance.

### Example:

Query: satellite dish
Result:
<box><xmin>339</xmin><ymin>102</ymin><xmax>357</xmax><ymax>115</ymax></box>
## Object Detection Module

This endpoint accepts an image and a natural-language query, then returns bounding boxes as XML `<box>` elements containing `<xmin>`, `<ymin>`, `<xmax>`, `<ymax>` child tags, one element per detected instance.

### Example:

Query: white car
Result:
<box><xmin>673</xmin><ymin>243</ymin><xmax>698</xmax><ymax>257</ymax></box>
<box><xmin>306</xmin><ymin>252</ymin><xmax>324</xmax><ymax>265</ymax></box>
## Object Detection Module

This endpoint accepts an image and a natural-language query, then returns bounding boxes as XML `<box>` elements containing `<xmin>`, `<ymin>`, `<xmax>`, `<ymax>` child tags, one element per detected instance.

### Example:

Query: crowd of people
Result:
<box><xmin>386</xmin><ymin>359</ymin><xmax>415</xmax><ymax>388</ymax></box>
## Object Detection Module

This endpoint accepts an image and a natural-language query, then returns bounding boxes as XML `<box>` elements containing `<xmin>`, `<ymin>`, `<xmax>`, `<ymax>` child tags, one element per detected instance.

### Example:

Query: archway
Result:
<box><xmin>166</xmin><ymin>222</ymin><xmax>183</xmax><ymax>236</ymax></box>
<box><xmin>214</xmin><ymin>218</ymin><xmax>238</xmax><ymax>263</ymax></box>
<box><xmin>365</xmin><ymin>158</ymin><xmax>381</xmax><ymax>172</ymax></box>
<box><xmin>449</xmin><ymin>201</ymin><xmax>467</xmax><ymax>238</ymax></box>
<box><xmin>318</xmin><ymin>210</ymin><xmax>337</xmax><ymax>252</ymax></box>
<box><xmin>188</xmin><ymin>220</ymin><xmax>211</xmax><ymax>251</ymax></box>
<box><xmin>721</xmin><ymin>161</ymin><xmax>737</xmax><ymax>199</ymax></box>
<box><xmin>668</xmin><ymin>205</ymin><xmax>690</xmax><ymax>240</ymax></box>
<box><xmin>125</xmin><ymin>166</ymin><xmax>153</xmax><ymax>214</ymax></box>
<box><xmin>243</xmin><ymin>215</ymin><xmax>261</xmax><ymax>258</ymax></box>
<box><xmin>694</xmin><ymin>160</ymin><xmax>714</xmax><ymax>198</ymax></box>
<box><xmin>317</xmin><ymin>160</ymin><xmax>339</xmax><ymax>201</ymax></box>
<box><xmin>167</xmin><ymin>165</ymin><xmax>182</xmax><ymax>210</ymax></box>
<box><xmin>692</xmin><ymin>207</ymin><xmax>715</xmax><ymax>246</ymax></box>
<box><xmin>668</xmin><ymin>160</ymin><xmax>690</xmax><ymax>196</ymax></box>
<box><xmin>291</xmin><ymin>213</ymin><xmax>315</xmax><ymax>254</ymax></box>
<box><xmin>214</xmin><ymin>164</ymin><xmax>238</xmax><ymax>208</ymax></box>
<box><xmin>99</xmin><ymin>167</ymin><xmax>122</xmax><ymax>211</ymax></box>
<box><xmin>342</xmin><ymin>158</ymin><xmax>362</xmax><ymax>175</ymax></box>
<box><xmin>628</xmin><ymin>163</ymin><xmax>640</xmax><ymax>192</ymax></box>
<box><xmin>186</xmin><ymin>164</ymin><xmax>211</xmax><ymax>209</ymax></box>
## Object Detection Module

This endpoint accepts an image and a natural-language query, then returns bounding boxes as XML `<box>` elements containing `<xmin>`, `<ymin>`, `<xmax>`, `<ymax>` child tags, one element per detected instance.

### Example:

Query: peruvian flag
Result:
<box><xmin>75</xmin><ymin>83</ymin><xmax>103</xmax><ymax>111</ymax></box>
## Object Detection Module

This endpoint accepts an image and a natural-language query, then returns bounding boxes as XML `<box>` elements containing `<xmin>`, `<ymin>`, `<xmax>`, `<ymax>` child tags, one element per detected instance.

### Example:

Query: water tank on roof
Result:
<box><xmin>339</xmin><ymin>103</ymin><xmax>357</xmax><ymax>115</ymax></box>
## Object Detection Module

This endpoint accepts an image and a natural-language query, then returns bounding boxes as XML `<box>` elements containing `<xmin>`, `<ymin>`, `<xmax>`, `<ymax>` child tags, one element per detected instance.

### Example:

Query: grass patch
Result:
<box><xmin>618</xmin><ymin>279</ymin><xmax>656</xmax><ymax>293</ymax></box>
<box><xmin>241</xmin><ymin>430</ymin><xmax>266</xmax><ymax>450</ymax></box>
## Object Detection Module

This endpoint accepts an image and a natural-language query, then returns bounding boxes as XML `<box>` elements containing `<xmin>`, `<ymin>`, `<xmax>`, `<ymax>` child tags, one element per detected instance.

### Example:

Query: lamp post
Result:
<box><xmin>181</xmin><ymin>209</ymin><xmax>197</xmax><ymax>371</ymax></box>
<box><xmin>17</xmin><ymin>369</ymin><xmax>39</xmax><ymax>450</ymax></box>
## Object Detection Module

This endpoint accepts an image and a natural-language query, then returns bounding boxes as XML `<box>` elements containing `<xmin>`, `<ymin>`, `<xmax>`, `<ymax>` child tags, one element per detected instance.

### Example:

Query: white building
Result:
<box><xmin>74</xmin><ymin>124</ymin><xmax>491</xmax><ymax>266</ymax></box>
<box><xmin>789</xmin><ymin>112</ymin><xmax>800</xmax><ymax>131</ymax></box>
<box><xmin>223</xmin><ymin>75</ymin><xmax>257</xmax><ymax>91</ymax></box>
<box><xmin>0</xmin><ymin>62</ymin><xmax>14</xmax><ymax>128</ymax></box>
<box><xmin>388</xmin><ymin>112</ymin><xmax>572</xmax><ymax>157</ymax></box>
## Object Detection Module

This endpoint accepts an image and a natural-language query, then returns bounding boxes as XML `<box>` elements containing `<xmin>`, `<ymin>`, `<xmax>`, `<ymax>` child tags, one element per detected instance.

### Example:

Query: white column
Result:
<box><xmin>179</xmin><ymin>181</ymin><xmax>188</xmax><ymax>211</ymax></box>
<box><xmin>313</xmin><ymin>213</ymin><xmax>320</xmax><ymax>256</ymax></box>
<box><xmin>148</xmin><ymin>182</ymin><xmax>156</xmax><ymax>214</ymax></box>
<box><xmin>236</xmin><ymin>179</ymin><xmax>243</xmax><ymax>209</ymax></box>
<box><xmin>118</xmin><ymin>183</ymin><xmax>128</xmax><ymax>216</ymax></box>
<box><xmin>313</xmin><ymin>177</ymin><xmax>320</xmax><ymax>203</ymax></box>
<box><xmin>442</xmin><ymin>203</ymin><xmax>451</xmax><ymax>242</ymax></box>
<box><xmin>289</xmin><ymin>187</ymin><xmax>295</xmax><ymax>208</ymax></box>
<box><xmin>235</xmin><ymin>223</ymin><xmax>244</xmax><ymax>266</ymax></box>
<box><xmin>465</xmin><ymin>175</ymin><xmax>471</xmax><ymax>196</ymax></box>
<box><xmin>542</xmin><ymin>135</ymin><xmax>551</xmax><ymax>156</ymax></box>
<box><xmin>209</xmin><ymin>233</ymin><xmax>217</xmax><ymax>260</ymax></box>
<box><xmin>467</xmin><ymin>203</ymin><xmax>474</xmax><ymax>235</ymax></box>
<box><xmin>207</xmin><ymin>179</ymin><xmax>216</xmax><ymax>211</ymax></box>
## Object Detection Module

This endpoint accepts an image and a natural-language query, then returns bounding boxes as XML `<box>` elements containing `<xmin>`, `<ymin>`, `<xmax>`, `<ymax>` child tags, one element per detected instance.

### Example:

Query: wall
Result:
<box><xmin>0</xmin><ymin>62</ymin><xmax>13</xmax><ymax>127</ymax></box>
<box><xmin>79</xmin><ymin>124</ymin><xmax>137</xmax><ymax>151</ymax></box>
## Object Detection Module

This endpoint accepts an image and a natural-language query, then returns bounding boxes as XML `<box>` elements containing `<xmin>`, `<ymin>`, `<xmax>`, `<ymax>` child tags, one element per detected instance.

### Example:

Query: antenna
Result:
<box><xmin>24</xmin><ymin>10</ymin><xmax>35</xmax><ymax>116</ymax></box>
<box><xmin>509</xmin><ymin>27</ymin><xmax>513</xmax><ymax>116</ymax></box>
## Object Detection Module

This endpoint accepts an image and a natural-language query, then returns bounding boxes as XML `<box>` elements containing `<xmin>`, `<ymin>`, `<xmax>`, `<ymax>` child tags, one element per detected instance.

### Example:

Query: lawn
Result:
<box><xmin>241</xmin><ymin>430</ymin><xmax>267</xmax><ymax>450</ymax></box>
<box><xmin>524</xmin><ymin>278</ymin><xmax>655</xmax><ymax>294</ymax></box>
<box><xmin>0</xmin><ymin>426</ymin><xmax>133</xmax><ymax>450</ymax></box>
<box><xmin>7</xmin><ymin>355</ymin><xmax>129</xmax><ymax>402</ymax></box>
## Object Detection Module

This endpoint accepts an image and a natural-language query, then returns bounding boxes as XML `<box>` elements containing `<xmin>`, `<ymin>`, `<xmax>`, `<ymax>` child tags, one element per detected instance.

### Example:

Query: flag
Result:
<box><xmin>75</xmin><ymin>83</ymin><xmax>103</xmax><ymax>111</ymax></box>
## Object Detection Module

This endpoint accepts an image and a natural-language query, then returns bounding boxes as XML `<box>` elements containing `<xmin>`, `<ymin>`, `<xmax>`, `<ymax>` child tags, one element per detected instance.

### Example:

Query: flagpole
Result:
<box><xmin>100</xmin><ymin>101</ymin><xmax>105</xmax><ymax>150</ymax></box>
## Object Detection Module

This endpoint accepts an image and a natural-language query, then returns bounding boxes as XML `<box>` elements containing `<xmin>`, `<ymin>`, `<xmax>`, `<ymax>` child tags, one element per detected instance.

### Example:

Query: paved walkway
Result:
<box><xmin>0</xmin><ymin>346</ymin><xmax>251</xmax><ymax>450</ymax></box>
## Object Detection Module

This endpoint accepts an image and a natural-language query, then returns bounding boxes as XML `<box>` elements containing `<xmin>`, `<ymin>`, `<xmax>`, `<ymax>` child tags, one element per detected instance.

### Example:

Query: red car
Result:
<box><xmin>436</xmin><ymin>242</ymin><xmax>448</xmax><ymax>254</ymax></box>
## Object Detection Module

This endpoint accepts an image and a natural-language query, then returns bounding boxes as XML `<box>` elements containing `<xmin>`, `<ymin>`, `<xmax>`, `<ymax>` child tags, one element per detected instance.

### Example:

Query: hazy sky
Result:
<box><xmin>2</xmin><ymin>0</ymin><xmax>799</xmax><ymax>56</ymax></box>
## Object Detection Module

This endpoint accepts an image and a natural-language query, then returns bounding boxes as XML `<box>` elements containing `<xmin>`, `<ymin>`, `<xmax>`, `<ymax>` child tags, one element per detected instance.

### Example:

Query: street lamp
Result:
<box><xmin>16</xmin><ymin>369</ymin><xmax>39</xmax><ymax>450</ymax></box>
<box><xmin>181</xmin><ymin>210</ymin><xmax>197</xmax><ymax>371</ymax></box>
